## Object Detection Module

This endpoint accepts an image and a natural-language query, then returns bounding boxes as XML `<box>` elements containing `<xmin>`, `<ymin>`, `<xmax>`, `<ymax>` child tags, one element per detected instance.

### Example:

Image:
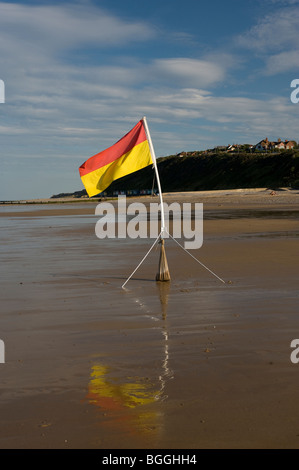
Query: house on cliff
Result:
<box><xmin>254</xmin><ymin>137</ymin><xmax>296</xmax><ymax>151</ymax></box>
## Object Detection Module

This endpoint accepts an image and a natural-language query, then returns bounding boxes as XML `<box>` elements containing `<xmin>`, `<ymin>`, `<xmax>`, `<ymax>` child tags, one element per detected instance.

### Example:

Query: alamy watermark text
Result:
<box><xmin>0</xmin><ymin>80</ymin><xmax>4</xmax><ymax>103</ymax></box>
<box><xmin>95</xmin><ymin>196</ymin><xmax>203</xmax><ymax>250</ymax></box>
<box><xmin>290</xmin><ymin>79</ymin><xmax>299</xmax><ymax>103</ymax></box>
<box><xmin>0</xmin><ymin>340</ymin><xmax>4</xmax><ymax>363</ymax></box>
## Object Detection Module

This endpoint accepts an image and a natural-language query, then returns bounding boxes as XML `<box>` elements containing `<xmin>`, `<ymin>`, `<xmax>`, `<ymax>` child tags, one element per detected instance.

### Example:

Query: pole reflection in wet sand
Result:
<box><xmin>86</xmin><ymin>282</ymin><xmax>174</xmax><ymax>440</ymax></box>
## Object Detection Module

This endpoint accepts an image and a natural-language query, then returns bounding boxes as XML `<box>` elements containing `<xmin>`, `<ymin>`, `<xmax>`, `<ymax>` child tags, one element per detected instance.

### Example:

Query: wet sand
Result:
<box><xmin>0</xmin><ymin>188</ymin><xmax>299</xmax><ymax>449</ymax></box>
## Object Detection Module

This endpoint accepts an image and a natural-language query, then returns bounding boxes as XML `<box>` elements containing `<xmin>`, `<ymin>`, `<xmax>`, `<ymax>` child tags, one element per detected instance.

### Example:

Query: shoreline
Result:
<box><xmin>1</xmin><ymin>187</ymin><xmax>299</xmax><ymax>206</ymax></box>
<box><xmin>1</xmin><ymin>187</ymin><xmax>298</xmax><ymax>219</ymax></box>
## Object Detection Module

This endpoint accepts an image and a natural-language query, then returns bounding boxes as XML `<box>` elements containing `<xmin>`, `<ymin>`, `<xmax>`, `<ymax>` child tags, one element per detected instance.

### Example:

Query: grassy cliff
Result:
<box><xmin>57</xmin><ymin>150</ymin><xmax>299</xmax><ymax>199</ymax></box>
<box><xmin>106</xmin><ymin>150</ymin><xmax>299</xmax><ymax>193</ymax></box>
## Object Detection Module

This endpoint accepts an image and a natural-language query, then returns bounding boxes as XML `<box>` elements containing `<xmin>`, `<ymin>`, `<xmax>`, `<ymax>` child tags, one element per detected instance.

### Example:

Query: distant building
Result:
<box><xmin>254</xmin><ymin>137</ymin><xmax>297</xmax><ymax>151</ymax></box>
<box><xmin>284</xmin><ymin>139</ymin><xmax>297</xmax><ymax>149</ymax></box>
<box><xmin>209</xmin><ymin>145</ymin><xmax>227</xmax><ymax>153</ymax></box>
<box><xmin>255</xmin><ymin>137</ymin><xmax>270</xmax><ymax>151</ymax></box>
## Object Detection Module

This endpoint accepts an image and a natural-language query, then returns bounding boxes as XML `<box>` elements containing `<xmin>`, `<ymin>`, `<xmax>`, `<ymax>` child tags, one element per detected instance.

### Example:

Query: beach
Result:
<box><xmin>0</xmin><ymin>188</ymin><xmax>299</xmax><ymax>449</ymax></box>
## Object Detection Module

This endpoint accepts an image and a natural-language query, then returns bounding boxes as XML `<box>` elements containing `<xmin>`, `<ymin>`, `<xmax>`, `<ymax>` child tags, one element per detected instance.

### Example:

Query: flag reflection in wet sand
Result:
<box><xmin>86</xmin><ymin>282</ymin><xmax>173</xmax><ymax>438</ymax></box>
<box><xmin>86</xmin><ymin>364</ymin><xmax>161</xmax><ymax>436</ymax></box>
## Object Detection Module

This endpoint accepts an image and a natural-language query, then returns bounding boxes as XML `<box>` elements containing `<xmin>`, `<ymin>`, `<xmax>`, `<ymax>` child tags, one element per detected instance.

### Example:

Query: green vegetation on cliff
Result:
<box><xmin>54</xmin><ymin>150</ymin><xmax>299</xmax><ymax>199</ymax></box>
<box><xmin>107</xmin><ymin>150</ymin><xmax>299</xmax><ymax>193</ymax></box>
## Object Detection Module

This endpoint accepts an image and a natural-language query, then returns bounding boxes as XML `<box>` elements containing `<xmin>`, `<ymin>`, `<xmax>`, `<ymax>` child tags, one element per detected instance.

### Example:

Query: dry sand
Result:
<box><xmin>0</xmin><ymin>188</ymin><xmax>299</xmax><ymax>449</ymax></box>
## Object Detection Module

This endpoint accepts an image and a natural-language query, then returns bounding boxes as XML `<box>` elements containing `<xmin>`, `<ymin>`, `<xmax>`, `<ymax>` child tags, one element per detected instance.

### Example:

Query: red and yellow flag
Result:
<box><xmin>79</xmin><ymin>120</ymin><xmax>153</xmax><ymax>197</ymax></box>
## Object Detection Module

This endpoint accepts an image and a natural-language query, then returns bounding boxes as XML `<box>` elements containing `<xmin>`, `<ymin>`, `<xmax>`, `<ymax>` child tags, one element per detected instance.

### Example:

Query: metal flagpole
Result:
<box><xmin>142</xmin><ymin>116</ymin><xmax>166</xmax><ymax>235</ymax></box>
<box><xmin>121</xmin><ymin>117</ymin><xmax>170</xmax><ymax>288</ymax></box>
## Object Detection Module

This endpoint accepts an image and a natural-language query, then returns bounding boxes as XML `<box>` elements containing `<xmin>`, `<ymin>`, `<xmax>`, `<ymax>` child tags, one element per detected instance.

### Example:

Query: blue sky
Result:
<box><xmin>0</xmin><ymin>0</ymin><xmax>299</xmax><ymax>200</ymax></box>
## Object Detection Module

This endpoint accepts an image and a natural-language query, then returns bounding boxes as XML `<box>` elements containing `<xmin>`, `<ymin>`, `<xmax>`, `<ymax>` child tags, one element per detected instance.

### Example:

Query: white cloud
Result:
<box><xmin>238</xmin><ymin>6</ymin><xmax>299</xmax><ymax>52</ymax></box>
<box><xmin>153</xmin><ymin>58</ymin><xmax>226</xmax><ymax>87</ymax></box>
<box><xmin>265</xmin><ymin>0</ymin><xmax>299</xmax><ymax>4</ymax></box>
<box><xmin>236</xmin><ymin>5</ymin><xmax>299</xmax><ymax>74</ymax></box>
<box><xmin>0</xmin><ymin>2</ymin><xmax>154</xmax><ymax>52</ymax></box>
<box><xmin>264</xmin><ymin>49</ymin><xmax>299</xmax><ymax>74</ymax></box>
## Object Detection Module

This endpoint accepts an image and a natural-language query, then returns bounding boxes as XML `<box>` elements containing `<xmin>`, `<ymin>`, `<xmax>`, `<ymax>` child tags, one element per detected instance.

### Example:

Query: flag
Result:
<box><xmin>79</xmin><ymin>119</ymin><xmax>153</xmax><ymax>197</ymax></box>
